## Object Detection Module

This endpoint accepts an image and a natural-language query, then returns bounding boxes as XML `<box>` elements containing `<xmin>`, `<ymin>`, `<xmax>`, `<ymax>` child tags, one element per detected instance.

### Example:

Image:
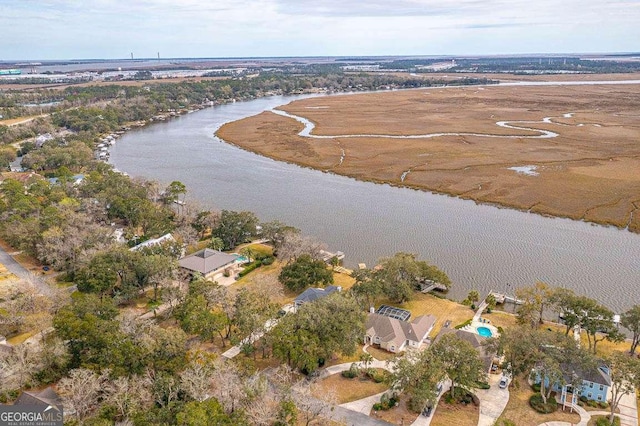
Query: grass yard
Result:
<box><xmin>377</xmin><ymin>292</ymin><xmax>475</xmax><ymax>337</ymax></box>
<box><xmin>313</xmin><ymin>369</ymin><xmax>389</xmax><ymax>404</ymax></box>
<box><xmin>371</xmin><ymin>396</ymin><xmax>419</xmax><ymax>425</ymax></box>
<box><xmin>366</xmin><ymin>345</ymin><xmax>399</xmax><ymax>362</ymax></box>
<box><xmin>431</xmin><ymin>399</ymin><xmax>480</xmax><ymax>426</ymax></box>
<box><xmin>496</xmin><ymin>376</ymin><xmax>581</xmax><ymax>426</ymax></box>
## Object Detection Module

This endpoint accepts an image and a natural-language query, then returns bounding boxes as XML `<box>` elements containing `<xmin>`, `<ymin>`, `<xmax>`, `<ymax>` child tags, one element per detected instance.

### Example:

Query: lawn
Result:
<box><xmin>371</xmin><ymin>396</ymin><xmax>419</xmax><ymax>425</ymax></box>
<box><xmin>377</xmin><ymin>292</ymin><xmax>475</xmax><ymax>337</ymax></box>
<box><xmin>230</xmin><ymin>260</ymin><xmax>355</xmax><ymax>307</ymax></box>
<box><xmin>431</xmin><ymin>399</ymin><xmax>480</xmax><ymax>426</ymax></box>
<box><xmin>496</xmin><ymin>376</ymin><xmax>581</xmax><ymax>426</ymax></box>
<box><xmin>366</xmin><ymin>345</ymin><xmax>399</xmax><ymax>362</ymax></box>
<box><xmin>313</xmin><ymin>369</ymin><xmax>389</xmax><ymax>404</ymax></box>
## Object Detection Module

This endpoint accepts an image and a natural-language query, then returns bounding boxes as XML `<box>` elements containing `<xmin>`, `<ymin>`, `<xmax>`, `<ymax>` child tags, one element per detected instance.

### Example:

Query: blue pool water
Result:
<box><xmin>234</xmin><ymin>255</ymin><xmax>249</xmax><ymax>263</ymax></box>
<box><xmin>477</xmin><ymin>326</ymin><xmax>493</xmax><ymax>337</ymax></box>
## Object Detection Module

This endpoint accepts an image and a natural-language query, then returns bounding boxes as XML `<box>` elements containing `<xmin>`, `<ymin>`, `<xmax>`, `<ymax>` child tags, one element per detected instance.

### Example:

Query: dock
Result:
<box><xmin>489</xmin><ymin>291</ymin><xmax>524</xmax><ymax>305</ymax></box>
<box><xmin>420</xmin><ymin>280</ymin><xmax>448</xmax><ymax>293</ymax></box>
<box><xmin>319</xmin><ymin>249</ymin><xmax>345</xmax><ymax>263</ymax></box>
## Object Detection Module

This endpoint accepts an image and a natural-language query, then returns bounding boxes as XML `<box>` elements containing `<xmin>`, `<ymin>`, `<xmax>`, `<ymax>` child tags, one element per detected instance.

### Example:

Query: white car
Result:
<box><xmin>499</xmin><ymin>376</ymin><xmax>509</xmax><ymax>389</ymax></box>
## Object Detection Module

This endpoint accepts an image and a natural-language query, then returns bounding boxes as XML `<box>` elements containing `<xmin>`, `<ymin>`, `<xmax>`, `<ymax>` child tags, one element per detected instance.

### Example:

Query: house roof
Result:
<box><xmin>560</xmin><ymin>362</ymin><xmax>611</xmax><ymax>387</ymax></box>
<box><xmin>295</xmin><ymin>285</ymin><xmax>341</xmax><ymax>305</ymax></box>
<box><xmin>130</xmin><ymin>233</ymin><xmax>175</xmax><ymax>251</ymax></box>
<box><xmin>365</xmin><ymin>313</ymin><xmax>436</xmax><ymax>348</ymax></box>
<box><xmin>434</xmin><ymin>328</ymin><xmax>495</xmax><ymax>372</ymax></box>
<box><xmin>178</xmin><ymin>248</ymin><xmax>237</xmax><ymax>275</ymax></box>
<box><xmin>14</xmin><ymin>387</ymin><xmax>62</xmax><ymax>408</ymax></box>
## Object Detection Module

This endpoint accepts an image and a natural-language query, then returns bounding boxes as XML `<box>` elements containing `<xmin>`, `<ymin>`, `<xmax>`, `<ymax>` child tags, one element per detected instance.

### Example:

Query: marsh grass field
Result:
<box><xmin>218</xmin><ymin>82</ymin><xmax>640</xmax><ymax>232</ymax></box>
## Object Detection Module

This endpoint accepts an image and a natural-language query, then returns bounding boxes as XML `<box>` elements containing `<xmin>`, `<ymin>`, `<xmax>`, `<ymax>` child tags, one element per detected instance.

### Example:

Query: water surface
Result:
<box><xmin>110</xmin><ymin>92</ymin><xmax>640</xmax><ymax>311</ymax></box>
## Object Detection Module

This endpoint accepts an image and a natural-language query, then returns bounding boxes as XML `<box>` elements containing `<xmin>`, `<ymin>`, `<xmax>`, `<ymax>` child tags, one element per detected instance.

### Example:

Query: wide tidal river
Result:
<box><xmin>109</xmin><ymin>93</ymin><xmax>640</xmax><ymax>312</ymax></box>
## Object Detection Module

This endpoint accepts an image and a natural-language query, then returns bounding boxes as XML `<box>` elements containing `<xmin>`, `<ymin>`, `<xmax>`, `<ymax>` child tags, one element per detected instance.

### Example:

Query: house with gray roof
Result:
<box><xmin>434</xmin><ymin>328</ymin><xmax>496</xmax><ymax>374</ymax></box>
<box><xmin>364</xmin><ymin>312</ymin><xmax>436</xmax><ymax>353</ymax></box>
<box><xmin>14</xmin><ymin>387</ymin><xmax>62</xmax><ymax>409</ymax></box>
<box><xmin>294</xmin><ymin>285</ymin><xmax>342</xmax><ymax>309</ymax></box>
<box><xmin>178</xmin><ymin>248</ymin><xmax>241</xmax><ymax>280</ymax></box>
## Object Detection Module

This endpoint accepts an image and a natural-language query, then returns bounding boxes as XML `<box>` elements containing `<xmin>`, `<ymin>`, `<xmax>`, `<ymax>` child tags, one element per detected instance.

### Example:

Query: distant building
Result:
<box><xmin>294</xmin><ymin>285</ymin><xmax>342</xmax><ymax>309</ymax></box>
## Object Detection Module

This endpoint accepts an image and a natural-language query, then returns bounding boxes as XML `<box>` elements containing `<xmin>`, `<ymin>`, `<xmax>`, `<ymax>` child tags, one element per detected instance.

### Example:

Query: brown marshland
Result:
<box><xmin>217</xmin><ymin>83</ymin><xmax>640</xmax><ymax>232</ymax></box>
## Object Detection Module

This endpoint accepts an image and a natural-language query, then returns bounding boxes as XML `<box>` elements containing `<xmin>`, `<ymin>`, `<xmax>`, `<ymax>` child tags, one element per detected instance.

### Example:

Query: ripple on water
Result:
<box><xmin>110</xmin><ymin>92</ymin><xmax>640</xmax><ymax>312</ymax></box>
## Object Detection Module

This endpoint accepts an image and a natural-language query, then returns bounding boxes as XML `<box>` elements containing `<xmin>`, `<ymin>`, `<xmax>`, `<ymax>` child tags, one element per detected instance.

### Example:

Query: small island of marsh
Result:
<box><xmin>217</xmin><ymin>83</ymin><xmax>640</xmax><ymax>232</ymax></box>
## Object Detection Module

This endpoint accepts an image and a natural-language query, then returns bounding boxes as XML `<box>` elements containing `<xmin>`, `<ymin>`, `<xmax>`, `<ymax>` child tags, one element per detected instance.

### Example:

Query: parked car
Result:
<box><xmin>436</xmin><ymin>383</ymin><xmax>443</xmax><ymax>394</ymax></box>
<box><xmin>422</xmin><ymin>405</ymin><xmax>433</xmax><ymax>417</ymax></box>
<box><xmin>499</xmin><ymin>376</ymin><xmax>509</xmax><ymax>389</ymax></box>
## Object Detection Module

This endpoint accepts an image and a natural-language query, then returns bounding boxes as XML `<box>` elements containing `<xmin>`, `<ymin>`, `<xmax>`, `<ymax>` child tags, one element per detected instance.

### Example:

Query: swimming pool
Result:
<box><xmin>234</xmin><ymin>254</ymin><xmax>249</xmax><ymax>263</ymax></box>
<box><xmin>477</xmin><ymin>326</ymin><xmax>493</xmax><ymax>338</ymax></box>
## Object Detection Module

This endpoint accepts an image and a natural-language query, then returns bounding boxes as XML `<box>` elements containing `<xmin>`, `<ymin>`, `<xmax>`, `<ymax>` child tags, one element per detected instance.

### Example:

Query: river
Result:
<box><xmin>109</xmin><ymin>90</ymin><xmax>640</xmax><ymax>312</ymax></box>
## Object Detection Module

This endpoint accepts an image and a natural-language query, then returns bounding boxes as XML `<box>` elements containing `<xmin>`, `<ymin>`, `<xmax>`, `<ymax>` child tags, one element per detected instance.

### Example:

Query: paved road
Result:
<box><xmin>0</xmin><ymin>245</ymin><xmax>55</xmax><ymax>296</ymax></box>
<box><xmin>0</xmin><ymin>247</ymin><xmax>30</xmax><ymax>279</ymax></box>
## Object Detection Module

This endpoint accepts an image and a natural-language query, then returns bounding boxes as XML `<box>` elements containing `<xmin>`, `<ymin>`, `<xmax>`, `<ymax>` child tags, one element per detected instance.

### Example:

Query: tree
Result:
<box><xmin>276</xmin><ymin>232</ymin><xmax>325</xmax><ymax>264</ymax></box>
<box><xmin>485</xmin><ymin>293</ymin><xmax>497</xmax><ymax>312</ymax></box>
<box><xmin>467</xmin><ymin>290</ymin><xmax>480</xmax><ymax>307</ymax></box>
<box><xmin>530</xmin><ymin>332</ymin><xmax>593</xmax><ymax>404</ymax></box>
<box><xmin>549</xmin><ymin>288</ymin><xmax>584</xmax><ymax>335</ymax></box>
<box><xmin>621</xmin><ymin>305</ymin><xmax>640</xmax><ymax>355</ymax></box>
<box><xmin>581</xmin><ymin>302</ymin><xmax>624</xmax><ymax>355</ymax></box>
<box><xmin>516</xmin><ymin>282</ymin><xmax>555</xmax><ymax>327</ymax></box>
<box><xmin>180</xmin><ymin>352</ymin><xmax>216</xmax><ymax>402</ymax></box>
<box><xmin>350</xmin><ymin>268</ymin><xmax>383</xmax><ymax>309</ymax></box>
<box><xmin>233</xmin><ymin>287</ymin><xmax>279</xmax><ymax>346</ymax></box>
<box><xmin>430</xmin><ymin>333</ymin><xmax>486</xmax><ymax>399</ymax></box>
<box><xmin>208</xmin><ymin>236</ymin><xmax>225</xmax><ymax>251</ymax></box>
<box><xmin>269</xmin><ymin>294</ymin><xmax>365</xmax><ymax>373</ymax></box>
<box><xmin>104</xmin><ymin>374</ymin><xmax>153</xmax><ymax>421</ymax></box>
<box><xmin>489</xmin><ymin>325</ymin><xmax>544</xmax><ymax>378</ymax></box>
<box><xmin>212</xmin><ymin>210</ymin><xmax>258</xmax><ymax>250</ymax></box>
<box><xmin>606</xmin><ymin>352</ymin><xmax>640</xmax><ymax>425</ymax></box>
<box><xmin>176</xmin><ymin>399</ymin><xmax>246</xmax><ymax>426</ymax></box>
<box><xmin>374</xmin><ymin>252</ymin><xmax>450</xmax><ymax>304</ymax></box>
<box><xmin>390</xmin><ymin>349</ymin><xmax>446</xmax><ymax>412</ymax></box>
<box><xmin>278</xmin><ymin>254</ymin><xmax>333</xmax><ymax>292</ymax></box>
<box><xmin>57</xmin><ymin>368</ymin><xmax>109</xmax><ymax>421</ymax></box>
<box><xmin>259</xmin><ymin>220</ymin><xmax>299</xmax><ymax>251</ymax></box>
<box><xmin>163</xmin><ymin>180</ymin><xmax>187</xmax><ymax>205</ymax></box>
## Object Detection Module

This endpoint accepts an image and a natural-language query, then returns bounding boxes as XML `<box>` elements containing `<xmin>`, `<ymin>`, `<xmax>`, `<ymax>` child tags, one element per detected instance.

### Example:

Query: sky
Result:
<box><xmin>1</xmin><ymin>0</ymin><xmax>639</xmax><ymax>60</ymax></box>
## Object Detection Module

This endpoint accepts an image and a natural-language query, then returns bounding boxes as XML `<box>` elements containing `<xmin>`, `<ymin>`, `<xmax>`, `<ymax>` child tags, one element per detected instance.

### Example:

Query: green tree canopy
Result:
<box><xmin>278</xmin><ymin>254</ymin><xmax>333</xmax><ymax>292</ymax></box>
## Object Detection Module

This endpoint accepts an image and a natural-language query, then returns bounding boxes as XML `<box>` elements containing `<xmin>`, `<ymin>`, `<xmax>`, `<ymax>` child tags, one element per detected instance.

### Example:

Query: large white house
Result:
<box><xmin>364</xmin><ymin>312</ymin><xmax>436</xmax><ymax>353</ymax></box>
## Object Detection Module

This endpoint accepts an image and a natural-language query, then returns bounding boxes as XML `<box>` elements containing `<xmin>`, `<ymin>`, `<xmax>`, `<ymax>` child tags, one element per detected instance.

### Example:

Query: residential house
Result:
<box><xmin>364</xmin><ymin>311</ymin><xmax>436</xmax><ymax>353</ymax></box>
<box><xmin>434</xmin><ymin>328</ymin><xmax>496</xmax><ymax>374</ymax></box>
<box><xmin>294</xmin><ymin>285</ymin><xmax>342</xmax><ymax>309</ymax></box>
<box><xmin>14</xmin><ymin>387</ymin><xmax>63</xmax><ymax>413</ymax></box>
<box><xmin>130</xmin><ymin>233</ymin><xmax>176</xmax><ymax>252</ymax></box>
<box><xmin>178</xmin><ymin>248</ymin><xmax>241</xmax><ymax>280</ymax></box>
<box><xmin>536</xmin><ymin>362</ymin><xmax>611</xmax><ymax>405</ymax></box>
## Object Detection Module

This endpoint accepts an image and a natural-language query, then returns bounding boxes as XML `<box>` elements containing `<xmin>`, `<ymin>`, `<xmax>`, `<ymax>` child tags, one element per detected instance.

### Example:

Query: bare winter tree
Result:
<box><xmin>105</xmin><ymin>375</ymin><xmax>153</xmax><ymax>420</ymax></box>
<box><xmin>179</xmin><ymin>352</ymin><xmax>217</xmax><ymax>402</ymax></box>
<box><xmin>57</xmin><ymin>368</ymin><xmax>109</xmax><ymax>421</ymax></box>
<box><xmin>277</xmin><ymin>232</ymin><xmax>327</xmax><ymax>264</ymax></box>
<box><xmin>211</xmin><ymin>360</ymin><xmax>246</xmax><ymax>414</ymax></box>
<box><xmin>293</xmin><ymin>380</ymin><xmax>337</xmax><ymax>426</ymax></box>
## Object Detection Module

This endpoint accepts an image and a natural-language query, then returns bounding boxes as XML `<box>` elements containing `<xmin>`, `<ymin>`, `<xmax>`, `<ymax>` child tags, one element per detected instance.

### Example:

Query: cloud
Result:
<box><xmin>0</xmin><ymin>0</ymin><xmax>638</xmax><ymax>59</ymax></box>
